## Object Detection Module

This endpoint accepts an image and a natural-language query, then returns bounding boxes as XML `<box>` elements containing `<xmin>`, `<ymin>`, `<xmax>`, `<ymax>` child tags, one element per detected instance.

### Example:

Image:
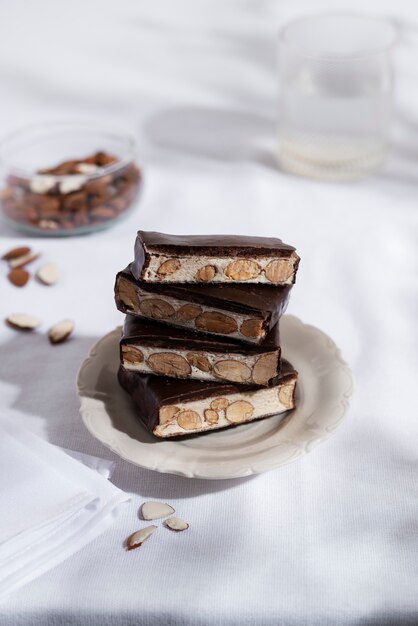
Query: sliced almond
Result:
<box><xmin>175</xmin><ymin>303</ymin><xmax>202</xmax><ymax>322</ymax></box>
<box><xmin>252</xmin><ymin>353</ymin><xmax>278</xmax><ymax>385</ymax></box>
<box><xmin>278</xmin><ymin>382</ymin><xmax>295</xmax><ymax>407</ymax></box>
<box><xmin>127</xmin><ymin>525</ymin><xmax>157</xmax><ymax>550</ymax></box>
<box><xmin>58</xmin><ymin>175</ymin><xmax>86</xmax><ymax>194</ymax></box>
<box><xmin>48</xmin><ymin>319</ymin><xmax>74</xmax><ymax>344</ymax></box>
<box><xmin>2</xmin><ymin>246</ymin><xmax>31</xmax><ymax>261</ymax></box>
<box><xmin>210</xmin><ymin>397</ymin><xmax>229</xmax><ymax>411</ymax></box>
<box><xmin>142</xmin><ymin>501</ymin><xmax>175</xmax><ymax>520</ymax></box>
<box><xmin>76</xmin><ymin>162</ymin><xmax>101</xmax><ymax>174</ymax></box>
<box><xmin>265</xmin><ymin>254</ymin><xmax>298</xmax><ymax>284</ymax></box>
<box><xmin>122</xmin><ymin>345</ymin><xmax>144</xmax><ymax>364</ymax></box>
<box><xmin>165</xmin><ymin>517</ymin><xmax>189</xmax><ymax>532</ymax></box>
<box><xmin>36</xmin><ymin>262</ymin><xmax>59</xmax><ymax>286</ymax></box>
<box><xmin>139</xmin><ymin>298</ymin><xmax>175</xmax><ymax>320</ymax></box>
<box><xmin>225</xmin><ymin>400</ymin><xmax>254</xmax><ymax>424</ymax></box>
<box><xmin>240</xmin><ymin>318</ymin><xmax>264</xmax><ymax>339</ymax></box>
<box><xmin>118</xmin><ymin>278</ymin><xmax>138</xmax><ymax>310</ymax></box>
<box><xmin>204</xmin><ymin>409</ymin><xmax>219</xmax><ymax>425</ymax></box>
<box><xmin>195</xmin><ymin>265</ymin><xmax>217</xmax><ymax>282</ymax></box>
<box><xmin>160</xmin><ymin>405</ymin><xmax>180</xmax><ymax>425</ymax></box>
<box><xmin>6</xmin><ymin>313</ymin><xmax>42</xmax><ymax>331</ymax></box>
<box><xmin>177</xmin><ymin>409</ymin><xmax>202</xmax><ymax>430</ymax></box>
<box><xmin>9</xmin><ymin>252</ymin><xmax>39</xmax><ymax>269</ymax></box>
<box><xmin>157</xmin><ymin>258</ymin><xmax>181</xmax><ymax>276</ymax></box>
<box><xmin>29</xmin><ymin>176</ymin><xmax>56</xmax><ymax>194</ymax></box>
<box><xmin>186</xmin><ymin>352</ymin><xmax>212</xmax><ymax>372</ymax></box>
<box><xmin>148</xmin><ymin>352</ymin><xmax>191</xmax><ymax>377</ymax></box>
<box><xmin>225</xmin><ymin>259</ymin><xmax>261</xmax><ymax>281</ymax></box>
<box><xmin>195</xmin><ymin>311</ymin><xmax>238</xmax><ymax>335</ymax></box>
<box><xmin>213</xmin><ymin>360</ymin><xmax>252</xmax><ymax>383</ymax></box>
<box><xmin>8</xmin><ymin>268</ymin><xmax>30</xmax><ymax>287</ymax></box>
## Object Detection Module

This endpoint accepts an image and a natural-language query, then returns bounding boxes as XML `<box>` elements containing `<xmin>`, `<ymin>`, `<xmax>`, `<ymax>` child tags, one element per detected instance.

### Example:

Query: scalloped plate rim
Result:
<box><xmin>77</xmin><ymin>315</ymin><xmax>353</xmax><ymax>479</ymax></box>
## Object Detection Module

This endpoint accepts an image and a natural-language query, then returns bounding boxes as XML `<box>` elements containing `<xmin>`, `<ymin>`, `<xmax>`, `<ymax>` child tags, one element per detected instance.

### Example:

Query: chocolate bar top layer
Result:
<box><xmin>132</xmin><ymin>231</ymin><xmax>300</xmax><ymax>285</ymax></box>
<box><xmin>117</xmin><ymin>266</ymin><xmax>292</xmax><ymax>317</ymax></box>
<box><xmin>135</xmin><ymin>231</ymin><xmax>296</xmax><ymax>257</ymax></box>
<box><xmin>121</xmin><ymin>314</ymin><xmax>280</xmax><ymax>353</ymax></box>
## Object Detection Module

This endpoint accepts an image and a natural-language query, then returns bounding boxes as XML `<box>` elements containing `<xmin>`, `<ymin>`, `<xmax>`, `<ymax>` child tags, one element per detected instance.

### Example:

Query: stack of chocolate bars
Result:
<box><xmin>114</xmin><ymin>231</ymin><xmax>300</xmax><ymax>438</ymax></box>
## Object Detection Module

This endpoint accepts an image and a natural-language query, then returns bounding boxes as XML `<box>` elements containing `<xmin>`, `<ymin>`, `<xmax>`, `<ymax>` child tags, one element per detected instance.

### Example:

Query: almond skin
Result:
<box><xmin>186</xmin><ymin>352</ymin><xmax>212</xmax><ymax>372</ymax></box>
<box><xmin>175</xmin><ymin>303</ymin><xmax>202</xmax><ymax>322</ymax></box>
<box><xmin>195</xmin><ymin>311</ymin><xmax>238</xmax><ymax>335</ymax></box>
<box><xmin>122</xmin><ymin>345</ymin><xmax>144</xmax><ymax>364</ymax></box>
<box><xmin>148</xmin><ymin>352</ymin><xmax>191</xmax><ymax>377</ymax></box>
<box><xmin>9</xmin><ymin>252</ymin><xmax>39</xmax><ymax>269</ymax></box>
<box><xmin>8</xmin><ymin>268</ymin><xmax>30</xmax><ymax>287</ymax></box>
<box><xmin>2</xmin><ymin>246</ymin><xmax>31</xmax><ymax>261</ymax></box>
<box><xmin>240</xmin><ymin>318</ymin><xmax>264</xmax><ymax>338</ymax></box>
<box><xmin>213</xmin><ymin>360</ymin><xmax>252</xmax><ymax>383</ymax></box>
<box><xmin>118</xmin><ymin>278</ymin><xmax>138</xmax><ymax>310</ymax></box>
<box><xmin>139</xmin><ymin>298</ymin><xmax>175</xmax><ymax>320</ymax></box>
<box><xmin>252</xmin><ymin>353</ymin><xmax>278</xmax><ymax>385</ymax></box>
<box><xmin>127</xmin><ymin>526</ymin><xmax>157</xmax><ymax>550</ymax></box>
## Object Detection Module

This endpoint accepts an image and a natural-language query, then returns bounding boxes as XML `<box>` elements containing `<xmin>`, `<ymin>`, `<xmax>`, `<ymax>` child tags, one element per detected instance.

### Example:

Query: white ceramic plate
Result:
<box><xmin>77</xmin><ymin>315</ymin><xmax>353</xmax><ymax>479</ymax></box>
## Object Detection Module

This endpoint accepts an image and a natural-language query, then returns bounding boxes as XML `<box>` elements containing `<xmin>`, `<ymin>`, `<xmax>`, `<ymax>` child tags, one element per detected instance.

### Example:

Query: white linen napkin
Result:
<box><xmin>0</xmin><ymin>417</ymin><xmax>129</xmax><ymax>600</ymax></box>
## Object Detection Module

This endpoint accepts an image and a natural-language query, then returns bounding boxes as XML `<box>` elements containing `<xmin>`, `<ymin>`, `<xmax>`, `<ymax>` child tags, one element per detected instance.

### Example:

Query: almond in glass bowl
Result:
<box><xmin>0</xmin><ymin>122</ymin><xmax>141</xmax><ymax>236</ymax></box>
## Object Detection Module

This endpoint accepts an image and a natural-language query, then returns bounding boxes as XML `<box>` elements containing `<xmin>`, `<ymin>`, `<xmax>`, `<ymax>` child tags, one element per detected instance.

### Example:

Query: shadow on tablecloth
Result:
<box><xmin>0</xmin><ymin>332</ymin><xmax>255</xmax><ymax>499</ymax></box>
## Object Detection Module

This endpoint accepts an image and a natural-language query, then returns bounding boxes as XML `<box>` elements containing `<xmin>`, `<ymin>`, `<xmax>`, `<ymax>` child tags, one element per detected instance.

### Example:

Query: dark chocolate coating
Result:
<box><xmin>121</xmin><ymin>314</ymin><xmax>280</xmax><ymax>354</ymax></box>
<box><xmin>132</xmin><ymin>231</ymin><xmax>298</xmax><ymax>280</ymax></box>
<box><xmin>115</xmin><ymin>264</ymin><xmax>291</xmax><ymax>320</ymax></box>
<box><xmin>118</xmin><ymin>360</ymin><xmax>297</xmax><ymax>436</ymax></box>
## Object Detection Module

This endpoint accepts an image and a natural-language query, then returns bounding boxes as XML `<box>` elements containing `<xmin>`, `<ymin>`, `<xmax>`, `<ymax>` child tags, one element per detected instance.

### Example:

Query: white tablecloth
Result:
<box><xmin>0</xmin><ymin>1</ymin><xmax>417</xmax><ymax>625</ymax></box>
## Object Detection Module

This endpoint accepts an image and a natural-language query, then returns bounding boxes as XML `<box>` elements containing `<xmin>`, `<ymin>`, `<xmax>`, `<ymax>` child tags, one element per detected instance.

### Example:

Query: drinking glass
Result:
<box><xmin>277</xmin><ymin>14</ymin><xmax>398</xmax><ymax>180</ymax></box>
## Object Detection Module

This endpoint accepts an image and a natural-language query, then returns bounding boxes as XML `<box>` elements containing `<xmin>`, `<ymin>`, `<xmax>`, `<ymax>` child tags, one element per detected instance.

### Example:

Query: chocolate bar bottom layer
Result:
<box><xmin>118</xmin><ymin>361</ymin><xmax>297</xmax><ymax>438</ymax></box>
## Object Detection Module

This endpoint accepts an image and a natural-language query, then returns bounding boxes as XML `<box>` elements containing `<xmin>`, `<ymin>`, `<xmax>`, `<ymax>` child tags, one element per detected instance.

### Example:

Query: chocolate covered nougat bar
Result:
<box><xmin>118</xmin><ymin>360</ymin><xmax>297</xmax><ymax>438</ymax></box>
<box><xmin>115</xmin><ymin>266</ymin><xmax>291</xmax><ymax>345</ymax></box>
<box><xmin>132</xmin><ymin>231</ymin><xmax>300</xmax><ymax>285</ymax></box>
<box><xmin>120</xmin><ymin>315</ymin><xmax>281</xmax><ymax>386</ymax></box>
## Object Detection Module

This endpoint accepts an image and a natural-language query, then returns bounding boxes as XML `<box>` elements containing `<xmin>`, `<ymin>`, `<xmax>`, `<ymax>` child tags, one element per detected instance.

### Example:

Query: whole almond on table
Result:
<box><xmin>126</xmin><ymin>526</ymin><xmax>157</xmax><ymax>551</ymax></box>
<box><xmin>141</xmin><ymin>501</ymin><xmax>175</xmax><ymax>520</ymax></box>
<box><xmin>6</xmin><ymin>313</ymin><xmax>42</xmax><ymax>330</ymax></box>
<box><xmin>165</xmin><ymin>518</ymin><xmax>189</xmax><ymax>532</ymax></box>
<box><xmin>48</xmin><ymin>320</ymin><xmax>74</xmax><ymax>344</ymax></box>
<box><xmin>8</xmin><ymin>267</ymin><xmax>30</xmax><ymax>287</ymax></box>
<box><xmin>9</xmin><ymin>252</ymin><xmax>39</xmax><ymax>269</ymax></box>
<box><xmin>2</xmin><ymin>246</ymin><xmax>31</xmax><ymax>261</ymax></box>
<box><xmin>36</xmin><ymin>263</ymin><xmax>60</xmax><ymax>286</ymax></box>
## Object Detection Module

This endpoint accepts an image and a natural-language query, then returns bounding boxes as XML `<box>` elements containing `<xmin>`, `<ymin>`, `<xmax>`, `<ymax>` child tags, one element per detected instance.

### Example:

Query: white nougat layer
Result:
<box><xmin>122</xmin><ymin>346</ymin><xmax>278</xmax><ymax>385</ymax></box>
<box><xmin>144</xmin><ymin>253</ymin><xmax>296</xmax><ymax>284</ymax></box>
<box><xmin>154</xmin><ymin>378</ymin><xmax>296</xmax><ymax>437</ymax></box>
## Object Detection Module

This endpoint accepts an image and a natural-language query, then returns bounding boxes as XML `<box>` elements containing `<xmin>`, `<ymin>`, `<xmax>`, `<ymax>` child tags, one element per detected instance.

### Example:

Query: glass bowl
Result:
<box><xmin>0</xmin><ymin>121</ymin><xmax>141</xmax><ymax>236</ymax></box>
